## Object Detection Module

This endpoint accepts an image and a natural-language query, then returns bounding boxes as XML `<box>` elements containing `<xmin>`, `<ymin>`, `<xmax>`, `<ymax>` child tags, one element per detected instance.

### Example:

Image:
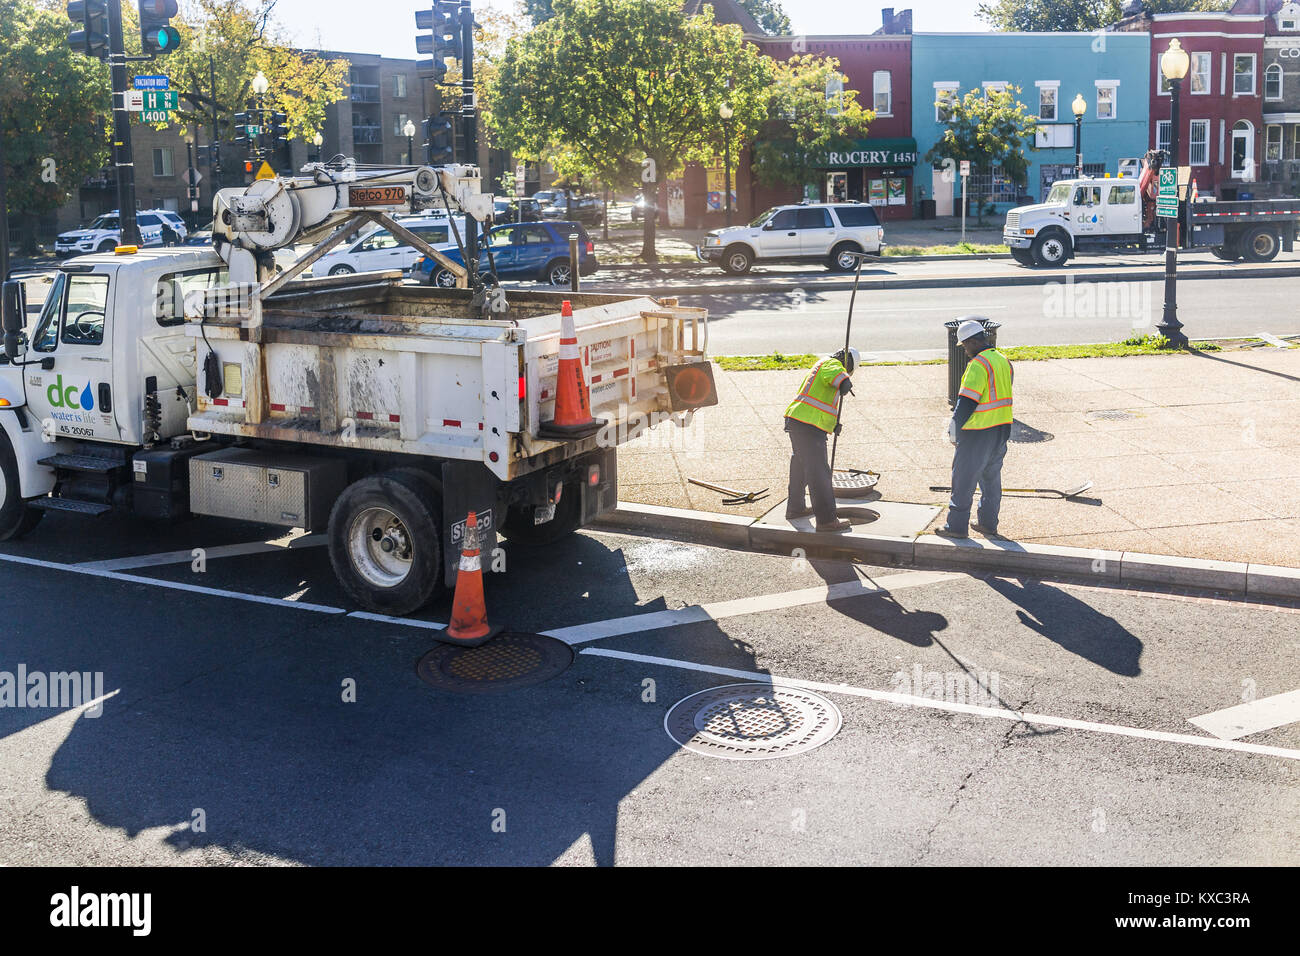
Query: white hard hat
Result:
<box><xmin>956</xmin><ymin>319</ymin><xmax>987</xmax><ymax>343</ymax></box>
<box><xmin>846</xmin><ymin>346</ymin><xmax>860</xmax><ymax>374</ymax></box>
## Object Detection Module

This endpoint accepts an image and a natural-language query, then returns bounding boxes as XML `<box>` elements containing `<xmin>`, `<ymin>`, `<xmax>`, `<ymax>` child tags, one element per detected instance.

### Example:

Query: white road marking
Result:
<box><xmin>1188</xmin><ymin>689</ymin><xmax>1300</xmax><ymax>740</ymax></box>
<box><xmin>0</xmin><ymin>552</ymin><xmax>345</xmax><ymax>614</ymax></box>
<box><xmin>76</xmin><ymin>533</ymin><xmax>327</xmax><ymax>571</ymax></box>
<box><xmin>723</xmin><ymin>305</ymin><xmax>1010</xmax><ymax>317</ymax></box>
<box><xmin>581</xmin><ymin>648</ymin><xmax>1300</xmax><ymax>761</ymax></box>
<box><xmin>542</xmin><ymin>569</ymin><xmax>961</xmax><ymax>646</ymax></box>
<box><xmin>348</xmin><ymin>611</ymin><xmax>447</xmax><ymax>630</ymax></box>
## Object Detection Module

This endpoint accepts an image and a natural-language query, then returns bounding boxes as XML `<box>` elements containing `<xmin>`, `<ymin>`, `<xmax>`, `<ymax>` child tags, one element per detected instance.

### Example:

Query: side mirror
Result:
<box><xmin>2</xmin><ymin>279</ymin><xmax>26</xmax><ymax>363</ymax></box>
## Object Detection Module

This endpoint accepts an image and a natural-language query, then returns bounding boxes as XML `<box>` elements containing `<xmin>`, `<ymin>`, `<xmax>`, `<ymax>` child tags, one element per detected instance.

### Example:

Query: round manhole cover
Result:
<box><xmin>1085</xmin><ymin>409</ymin><xmax>1140</xmax><ymax>422</ymax></box>
<box><xmin>664</xmin><ymin>683</ymin><xmax>842</xmax><ymax>761</ymax></box>
<box><xmin>416</xmin><ymin>632</ymin><xmax>573</xmax><ymax>694</ymax></box>
<box><xmin>1009</xmin><ymin>420</ymin><xmax>1054</xmax><ymax>443</ymax></box>
<box><xmin>831</xmin><ymin>470</ymin><xmax>880</xmax><ymax>498</ymax></box>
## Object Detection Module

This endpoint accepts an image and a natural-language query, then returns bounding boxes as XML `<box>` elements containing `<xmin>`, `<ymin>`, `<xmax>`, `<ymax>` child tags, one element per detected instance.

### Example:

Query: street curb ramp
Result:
<box><xmin>593</xmin><ymin>502</ymin><xmax>1300</xmax><ymax>601</ymax></box>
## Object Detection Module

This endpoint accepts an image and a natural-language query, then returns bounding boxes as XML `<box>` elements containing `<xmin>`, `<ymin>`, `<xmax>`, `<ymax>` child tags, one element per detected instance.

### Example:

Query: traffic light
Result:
<box><xmin>425</xmin><ymin>114</ymin><xmax>455</xmax><ymax>164</ymax></box>
<box><xmin>271</xmin><ymin>112</ymin><xmax>289</xmax><ymax>146</ymax></box>
<box><xmin>66</xmin><ymin>0</ymin><xmax>109</xmax><ymax>61</ymax></box>
<box><xmin>415</xmin><ymin>2</ymin><xmax>464</xmax><ymax>82</ymax></box>
<box><xmin>138</xmin><ymin>0</ymin><xmax>181</xmax><ymax>57</ymax></box>
<box><xmin>233</xmin><ymin>111</ymin><xmax>250</xmax><ymax>146</ymax></box>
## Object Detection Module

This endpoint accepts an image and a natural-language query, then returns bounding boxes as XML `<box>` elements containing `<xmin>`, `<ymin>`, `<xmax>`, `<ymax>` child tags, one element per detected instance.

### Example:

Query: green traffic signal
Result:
<box><xmin>138</xmin><ymin>0</ymin><xmax>181</xmax><ymax>56</ymax></box>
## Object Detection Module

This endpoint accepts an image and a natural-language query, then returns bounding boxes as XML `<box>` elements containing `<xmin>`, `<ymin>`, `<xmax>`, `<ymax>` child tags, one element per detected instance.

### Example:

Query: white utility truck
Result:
<box><xmin>1003</xmin><ymin>152</ymin><xmax>1300</xmax><ymax>267</ymax></box>
<box><xmin>0</xmin><ymin>159</ymin><xmax>715</xmax><ymax>615</ymax></box>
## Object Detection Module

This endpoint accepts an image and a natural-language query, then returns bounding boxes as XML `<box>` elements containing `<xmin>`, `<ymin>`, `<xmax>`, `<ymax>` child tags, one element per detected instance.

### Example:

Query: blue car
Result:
<box><xmin>414</xmin><ymin>221</ymin><xmax>599</xmax><ymax>287</ymax></box>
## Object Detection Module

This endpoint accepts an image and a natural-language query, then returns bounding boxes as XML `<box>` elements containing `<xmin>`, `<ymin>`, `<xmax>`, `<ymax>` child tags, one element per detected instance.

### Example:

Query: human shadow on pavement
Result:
<box><xmin>983</xmin><ymin>576</ymin><xmax>1142</xmax><ymax>676</ymax></box>
<box><xmin>808</xmin><ymin>557</ymin><xmax>949</xmax><ymax>648</ymax></box>
<box><xmin>14</xmin><ymin>532</ymin><xmax>765</xmax><ymax>867</ymax></box>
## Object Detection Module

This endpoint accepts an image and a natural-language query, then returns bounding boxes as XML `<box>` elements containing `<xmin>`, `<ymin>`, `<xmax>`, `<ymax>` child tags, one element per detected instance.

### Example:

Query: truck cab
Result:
<box><xmin>1003</xmin><ymin>177</ymin><xmax>1151</xmax><ymax>267</ymax></box>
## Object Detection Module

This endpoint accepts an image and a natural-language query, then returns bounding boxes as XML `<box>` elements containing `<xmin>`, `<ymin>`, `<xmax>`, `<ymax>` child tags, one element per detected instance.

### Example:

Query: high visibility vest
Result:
<box><xmin>957</xmin><ymin>348</ymin><xmax>1014</xmax><ymax>429</ymax></box>
<box><xmin>784</xmin><ymin>357</ymin><xmax>849</xmax><ymax>433</ymax></box>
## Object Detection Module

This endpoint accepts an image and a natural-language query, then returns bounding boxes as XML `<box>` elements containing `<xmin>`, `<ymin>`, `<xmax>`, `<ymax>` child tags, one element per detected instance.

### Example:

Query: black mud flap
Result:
<box><xmin>441</xmin><ymin>461</ymin><xmax>502</xmax><ymax>589</ymax></box>
<box><xmin>581</xmin><ymin>446</ymin><xmax>618</xmax><ymax>522</ymax></box>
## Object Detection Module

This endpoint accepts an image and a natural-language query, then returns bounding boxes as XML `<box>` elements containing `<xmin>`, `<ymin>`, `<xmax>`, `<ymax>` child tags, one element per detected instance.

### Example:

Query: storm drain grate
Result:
<box><xmin>1009</xmin><ymin>419</ymin><xmax>1054</xmax><ymax>444</ymax></box>
<box><xmin>416</xmin><ymin>632</ymin><xmax>573</xmax><ymax>694</ymax></box>
<box><xmin>1085</xmin><ymin>409</ymin><xmax>1140</xmax><ymax>422</ymax></box>
<box><xmin>664</xmin><ymin>683</ymin><xmax>842</xmax><ymax>761</ymax></box>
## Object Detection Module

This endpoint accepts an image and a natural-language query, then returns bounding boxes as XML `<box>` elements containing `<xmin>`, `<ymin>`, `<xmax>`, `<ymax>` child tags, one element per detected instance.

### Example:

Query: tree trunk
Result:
<box><xmin>641</xmin><ymin>183</ymin><xmax>657</xmax><ymax>263</ymax></box>
<box><xmin>20</xmin><ymin>212</ymin><xmax>39</xmax><ymax>256</ymax></box>
<box><xmin>602</xmin><ymin>183</ymin><xmax>609</xmax><ymax>242</ymax></box>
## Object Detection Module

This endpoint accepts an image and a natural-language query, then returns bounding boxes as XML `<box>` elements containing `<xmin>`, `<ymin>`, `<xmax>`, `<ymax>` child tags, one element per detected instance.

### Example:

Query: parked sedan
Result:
<box><xmin>493</xmin><ymin>197</ymin><xmax>542</xmax><ymax>222</ymax></box>
<box><xmin>540</xmin><ymin>195</ymin><xmax>604</xmax><ymax>226</ymax></box>
<box><xmin>412</xmin><ymin>221</ymin><xmax>598</xmax><ymax>287</ymax></box>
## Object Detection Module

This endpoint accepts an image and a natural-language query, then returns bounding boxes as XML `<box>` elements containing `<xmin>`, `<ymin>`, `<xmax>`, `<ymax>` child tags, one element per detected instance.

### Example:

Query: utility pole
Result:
<box><xmin>106</xmin><ymin>0</ymin><xmax>140</xmax><ymax>245</ymax></box>
<box><xmin>460</xmin><ymin>0</ymin><xmax>477</xmax><ymax>281</ymax></box>
<box><xmin>209</xmin><ymin>53</ymin><xmax>220</xmax><ymax>200</ymax></box>
<box><xmin>0</xmin><ymin>128</ymin><xmax>10</xmax><ymax>281</ymax></box>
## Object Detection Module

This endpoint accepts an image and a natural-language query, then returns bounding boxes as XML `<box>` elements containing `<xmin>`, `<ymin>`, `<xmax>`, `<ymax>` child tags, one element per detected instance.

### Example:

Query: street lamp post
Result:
<box><xmin>719</xmin><ymin>102</ymin><xmax>734</xmax><ymax>226</ymax></box>
<box><xmin>312</xmin><ymin>132</ymin><xmax>324</xmax><ymax>164</ymax></box>
<box><xmin>1072</xmin><ymin>93</ymin><xmax>1087</xmax><ymax>177</ymax></box>
<box><xmin>1158</xmin><ymin>38</ymin><xmax>1190</xmax><ymax>347</ymax></box>
<box><xmin>403</xmin><ymin>119</ymin><xmax>416</xmax><ymax>165</ymax></box>
<box><xmin>250</xmin><ymin>70</ymin><xmax>270</xmax><ymax>163</ymax></box>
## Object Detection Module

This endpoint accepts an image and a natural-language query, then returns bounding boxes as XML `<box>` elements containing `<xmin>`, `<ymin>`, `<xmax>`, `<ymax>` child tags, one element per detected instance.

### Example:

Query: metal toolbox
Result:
<box><xmin>188</xmin><ymin>447</ymin><xmax>346</xmax><ymax>531</ymax></box>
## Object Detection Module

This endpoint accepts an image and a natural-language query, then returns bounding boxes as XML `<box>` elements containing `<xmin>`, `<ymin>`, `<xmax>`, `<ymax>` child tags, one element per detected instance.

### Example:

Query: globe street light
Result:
<box><xmin>251</xmin><ymin>71</ymin><xmax>269</xmax><ymax>96</ymax></box>
<box><xmin>719</xmin><ymin>102</ymin><xmax>734</xmax><ymax>226</ymax></box>
<box><xmin>312</xmin><ymin>131</ymin><xmax>323</xmax><ymax>164</ymax></box>
<box><xmin>1158</xmin><ymin>38</ymin><xmax>1190</xmax><ymax>347</ymax></box>
<box><xmin>1072</xmin><ymin>93</ymin><xmax>1087</xmax><ymax>177</ymax></box>
<box><xmin>403</xmin><ymin>118</ymin><xmax>417</xmax><ymax>165</ymax></box>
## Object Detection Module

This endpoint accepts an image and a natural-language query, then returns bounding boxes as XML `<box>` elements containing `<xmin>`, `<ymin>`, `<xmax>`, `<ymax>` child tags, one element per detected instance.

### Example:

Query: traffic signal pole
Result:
<box><xmin>106</xmin><ymin>0</ymin><xmax>140</xmax><ymax>245</ymax></box>
<box><xmin>461</xmin><ymin>0</ymin><xmax>477</xmax><ymax>281</ymax></box>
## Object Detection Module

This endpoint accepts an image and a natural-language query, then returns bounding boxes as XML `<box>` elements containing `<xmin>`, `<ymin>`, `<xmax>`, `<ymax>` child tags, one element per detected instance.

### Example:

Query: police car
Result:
<box><xmin>55</xmin><ymin>209</ymin><xmax>188</xmax><ymax>257</ymax></box>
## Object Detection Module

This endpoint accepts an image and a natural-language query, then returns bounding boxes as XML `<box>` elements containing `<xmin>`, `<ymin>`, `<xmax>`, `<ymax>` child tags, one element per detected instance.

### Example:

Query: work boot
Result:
<box><xmin>785</xmin><ymin>506</ymin><xmax>814</xmax><ymax>519</ymax></box>
<box><xmin>934</xmin><ymin>526</ymin><xmax>969</xmax><ymax>539</ymax></box>
<box><xmin>815</xmin><ymin>518</ymin><xmax>853</xmax><ymax>533</ymax></box>
<box><xmin>971</xmin><ymin>522</ymin><xmax>1001</xmax><ymax>538</ymax></box>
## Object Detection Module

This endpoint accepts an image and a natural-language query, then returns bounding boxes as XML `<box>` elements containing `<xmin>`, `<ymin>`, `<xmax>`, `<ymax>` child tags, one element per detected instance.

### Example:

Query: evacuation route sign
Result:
<box><xmin>1156</xmin><ymin>167</ymin><xmax>1179</xmax><ymax>218</ymax></box>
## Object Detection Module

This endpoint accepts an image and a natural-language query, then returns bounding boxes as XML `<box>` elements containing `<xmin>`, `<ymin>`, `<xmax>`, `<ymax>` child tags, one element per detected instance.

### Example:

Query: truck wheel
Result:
<box><xmin>827</xmin><ymin>241</ymin><xmax>863</xmax><ymax>272</ymax></box>
<box><xmin>1242</xmin><ymin>227</ymin><xmax>1280</xmax><ymax>263</ymax></box>
<box><xmin>328</xmin><ymin>470</ymin><xmax>443</xmax><ymax>615</ymax></box>
<box><xmin>1210</xmin><ymin>244</ymin><xmax>1240</xmax><ymax>261</ymax></box>
<box><xmin>500</xmin><ymin>480</ymin><xmax>581</xmax><ymax>546</ymax></box>
<box><xmin>0</xmin><ymin>432</ymin><xmax>43</xmax><ymax>541</ymax></box>
<box><xmin>1010</xmin><ymin>249</ymin><xmax>1035</xmax><ymax>267</ymax></box>
<box><xmin>721</xmin><ymin>245</ymin><xmax>753</xmax><ymax>275</ymax></box>
<box><xmin>1031</xmin><ymin>231</ymin><xmax>1069</xmax><ymax>267</ymax></box>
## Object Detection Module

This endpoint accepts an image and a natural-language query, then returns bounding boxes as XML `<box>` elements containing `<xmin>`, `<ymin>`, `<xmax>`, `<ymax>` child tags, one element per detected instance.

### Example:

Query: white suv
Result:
<box><xmin>55</xmin><ymin>209</ymin><xmax>187</xmax><ymax>256</ymax></box>
<box><xmin>697</xmin><ymin>202</ymin><xmax>885</xmax><ymax>274</ymax></box>
<box><xmin>312</xmin><ymin>214</ymin><xmax>468</xmax><ymax>276</ymax></box>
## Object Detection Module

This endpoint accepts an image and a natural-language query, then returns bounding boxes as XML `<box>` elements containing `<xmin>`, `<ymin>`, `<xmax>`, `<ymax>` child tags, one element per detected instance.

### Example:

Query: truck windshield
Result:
<box><xmin>1046</xmin><ymin>183</ymin><xmax>1072</xmax><ymax>204</ymax></box>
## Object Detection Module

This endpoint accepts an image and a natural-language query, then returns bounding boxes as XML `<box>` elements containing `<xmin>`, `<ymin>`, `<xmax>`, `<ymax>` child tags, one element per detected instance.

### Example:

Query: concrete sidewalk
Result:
<box><xmin>617</xmin><ymin>346</ymin><xmax>1300</xmax><ymax>568</ymax></box>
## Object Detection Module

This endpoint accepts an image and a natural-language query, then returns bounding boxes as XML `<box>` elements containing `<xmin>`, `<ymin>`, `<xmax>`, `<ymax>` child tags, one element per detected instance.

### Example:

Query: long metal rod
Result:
<box><xmin>107</xmin><ymin>0</ymin><xmax>139</xmax><ymax>245</ymax></box>
<box><xmin>828</xmin><ymin>252</ymin><xmax>866</xmax><ymax>472</ymax></box>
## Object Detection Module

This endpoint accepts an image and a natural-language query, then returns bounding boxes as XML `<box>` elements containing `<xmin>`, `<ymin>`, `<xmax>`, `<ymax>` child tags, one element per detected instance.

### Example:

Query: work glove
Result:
<box><xmin>834</xmin><ymin>423</ymin><xmax>843</xmax><ymax>436</ymax></box>
<box><xmin>839</xmin><ymin>379</ymin><xmax>854</xmax><ymax>397</ymax></box>
<box><xmin>945</xmin><ymin>419</ymin><xmax>958</xmax><ymax>445</ymax></box>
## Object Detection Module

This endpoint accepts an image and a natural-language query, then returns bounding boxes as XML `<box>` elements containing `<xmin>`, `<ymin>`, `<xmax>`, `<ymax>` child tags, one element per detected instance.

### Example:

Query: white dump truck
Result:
<box><xmin>0</xmin><ymin>160</ymin><xmax>714</xmax><ymax>615</ymax></box>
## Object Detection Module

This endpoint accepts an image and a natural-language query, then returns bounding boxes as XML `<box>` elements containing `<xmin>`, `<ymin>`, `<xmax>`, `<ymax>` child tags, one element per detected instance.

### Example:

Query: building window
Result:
<box><xmin>1156</xmin><ymin>119</ymin><xmax>1171</xmax><ymax>155</ymax></box>
<box><xmin>1038</xmin><ymin>85</ymin><xmax>1057</xmax><ymax>120</ymax></box>
<box><xmin>1096</xmin><ymin>83</ymin><xmax>1117</xmax><ymax>119</ymax></box>
<box><xmin>982</xmin><ymin>81</ymin><xmax>1008</xmax><ymax>97</ymax></box>
<box><xmin>1190</xmin><ymin>52</ymin><xmax>1211</xmax><ymax>94</ymax></box>
<box><xmin>393</xmin><ymin>74</ymin><xmax>407</xmax><ymax>98</ymax></box>
<box><xmin>1234</xmin><ymin>54</ymin><xmax>1256</xmax><ymax>95</ymax></box>
<box><xmin>1265</xmin><ymin>63</ymin><xmax>1283</xmax><ymax>101</ymax></box>
<box><xmin>394</xmin><ymin>113</ymin><xmax>410</xmax><ymax>137</ymax></box>
<box><xmin>1266</xmin><ymin>124</ymin><xmax>1283</xmax><ymax>161</ymax></box>
<box><xmin>934</xmin><ymin>83</ymin><xmax>958</xmax><ymax>122</ymax></box>
<box><xmin>1294</xmin><ymin>126</ymin><xmax>1300</xmax><ymax>160</ymax></box>
<box><xmin>1189</xmin><ymin>119</ymin><xmax>1210</xmax><ymax>166</ymax></box>
<box><xmin>152</xmin><ymin>147</ymin><xmax>173</xmax><ymax>177</ymax></box>
<box><xmin>873</xmin><ymin>71</ymin><xmax>891</xmax><ymax>115</ymax></box>
<box><xmin>1279</xmin><ymin>2</ymin><xmax>1300</xmax><ymax>30</ymax></box>
<box><xmin>825</xmin><ymin>73</ymin><xmax>845</xmax><ymax>116</ymax></box>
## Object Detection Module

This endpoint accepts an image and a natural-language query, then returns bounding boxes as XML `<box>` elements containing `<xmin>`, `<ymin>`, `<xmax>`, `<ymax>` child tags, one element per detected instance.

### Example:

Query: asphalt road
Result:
<box><xmin>688</xmin><ymin>273</ymin><xmax>1300</xmax><ymax>355</ymax></box>
<box><xmin>1</xmin><ymin>509</ymin><xmax>1296</xmax><ymax>866</ymax></box>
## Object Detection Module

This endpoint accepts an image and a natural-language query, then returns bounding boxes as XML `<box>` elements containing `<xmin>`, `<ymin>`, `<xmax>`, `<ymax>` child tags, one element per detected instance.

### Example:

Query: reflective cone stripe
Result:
<box><xmin>446</xmin><ymin>510</ymin><xmax>490</xmax><ymax>642</ymax></box>
<box><xmin>545</xmin><ymin>300</ymin><xmax>600</xmax><ymax>430</ymax></box>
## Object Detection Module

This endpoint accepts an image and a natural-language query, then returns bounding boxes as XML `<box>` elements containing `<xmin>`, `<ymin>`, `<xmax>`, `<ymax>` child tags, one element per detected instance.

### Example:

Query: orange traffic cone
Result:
<box><xmin>540</xmin><ymin>299</ymin><xmax>605</xmax><ymax>439</ymax></box>
<box><xmin>443</xmin><ymin>511</ymin><xmax>501</xmax><ymax>647</ymax></box>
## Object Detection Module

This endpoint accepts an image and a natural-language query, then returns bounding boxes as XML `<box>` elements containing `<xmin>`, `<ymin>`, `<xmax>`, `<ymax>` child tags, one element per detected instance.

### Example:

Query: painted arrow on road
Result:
<box><xmin>1188</xmin><ymin>689</ymin><xmax>1300</xmax><ymax>741</ymax></box>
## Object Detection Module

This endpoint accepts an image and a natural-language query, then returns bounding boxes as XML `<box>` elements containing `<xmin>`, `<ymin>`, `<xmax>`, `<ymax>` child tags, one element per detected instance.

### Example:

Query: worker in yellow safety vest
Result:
<box><xmin>783</xmin><ymin>347</ymin><xmax>859</xmax><ymax>533</ymax></box>
<box><xmin>936</xmin><ymin>318</ymin><xmax>1014</xmax><ymax>538</ymax></box>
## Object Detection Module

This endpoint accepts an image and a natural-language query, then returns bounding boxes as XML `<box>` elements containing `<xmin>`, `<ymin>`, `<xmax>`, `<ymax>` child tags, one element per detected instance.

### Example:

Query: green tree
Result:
<box><xmin>752</xmin><ymin>55</ymin><xmax>874</xmax><ymax>191</ymax></box>
<box><xmin>489</xmin><ymin>0</ymin><xmax>770</xmax><ymax>261</ymax></box>
<box><xmin>1</xmin><ymin>0</ymin><xmax>111</xmax><ymax>253</ymax></box>
<box><xmin>740</xmin><ymin>0</ymin><xmax>792</xmax><ymax>35</ymax></box>
<box><xmin>976</xmin><ymin>0</ymin><xmax>1230</xmax><ymax>32</ymax></box>
<box><xmin>923</xmin><ymin>86</ymin><xmax>1039</xmax><ymax>224</ymax></box>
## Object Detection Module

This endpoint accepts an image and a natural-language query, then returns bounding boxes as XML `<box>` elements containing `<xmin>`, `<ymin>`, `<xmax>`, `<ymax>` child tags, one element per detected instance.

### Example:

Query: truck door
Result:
<box><xmin>1071</xmin><ymin>185</ymin><xmax>1103</xmax><ymax>236</ymax></box>
<box><xmin>1105</xmin><ymin>183</ymin><xmax>1141</xmax><ymax>235</ymax></box>
<box><xmin>23</xmin><ymin>269</ymin><xmax>123</xmax><ymax>443</ymax></box>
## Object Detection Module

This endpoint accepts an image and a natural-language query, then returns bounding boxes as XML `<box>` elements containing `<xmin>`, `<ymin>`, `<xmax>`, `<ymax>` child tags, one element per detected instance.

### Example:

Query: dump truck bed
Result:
<box><xmin>186</xmin><ymin>272</ymin><xmax>707</xmax><ymax>481</ymax></box>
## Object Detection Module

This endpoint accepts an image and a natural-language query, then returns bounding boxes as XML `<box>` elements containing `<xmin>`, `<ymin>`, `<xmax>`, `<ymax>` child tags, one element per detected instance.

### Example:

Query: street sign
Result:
<box><xmin>184</xmin><ymin>167</ymin><xmax>202</xmax><ymax>187</ymax></box>
<box><xmin>125</xmin><ymin>90</ymin><xmax>144</xmax><ymax>111</ymax></box>
<box><xmin>255</xmin><ymin>161</ymin><xmax>275</xmax><ymax>181</ymax></box>
<box><xmin>960</xmin><ymin>159</ymin><xmax>971</xmax><ymax>177</ymax></box>
<box><xmin>515</xmin><ymin>163</ymin><xmax>526</xmax><ymax>197</ymax></box>
<box><xmin>1156</xmin><ymin>167</ymin><xmax>1179</xmax><ymax>218</ymax></box>
<box><xmin>138</xmin><ymin>109</ymin><xmax>170</xmax><ymax>123</ymax></box>
<box><xmin>133</xmin><ymin>75</ymin><xmax>168</xmax><ymax>90</ymax></box>
<box><xmin>139</xmin><ymin>90</ymin><xmax>178</xmax><ymax>110</ymax></box>
<box><xmin>246</xmin><ymin>125</ymin><xmax>262</xmax><ymax>137</ymax></box>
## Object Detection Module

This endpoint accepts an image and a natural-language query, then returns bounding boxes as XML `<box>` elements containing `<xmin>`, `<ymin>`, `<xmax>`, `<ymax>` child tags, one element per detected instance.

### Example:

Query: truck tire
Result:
<box><xmin>1210</xmin><ymin>243</ymin><xmax>1240</xmax><ymax>261</ymax></box>
<box><xmin>1242</xmin><ymin>227</ymin><xmax>1280</xmax><ymax>263</ymax></box>
<box><xmin>1031</xmin><ymin>230</ymin><xmax>1070</xmax><ymax>268</ymax></box>
<box><xmin>328</xmin><ymin>469</ymin><xmax>444</xmax><ymax>615</ymax></box>
<box><xmin>827</xmin><ymin>241</ymin><xmax>863</xmax><ymax>272</ymax></box>
<box><xmin>500</xmin><ymin>480</ymin><xmax>582</xmax><ymax>546</ymax></box>
<box><xmin>721</xmin><ymin>245</ymin><xmax>753</xmax><ymax>275</ymax></box>
<box><xmin>1010</xmin><ymin>249</ymin><xmax>1035</xmax><ymax>267</ymax></box>
<box><xmin>0</xmin><ymin>432</ymin><xmax>43</xmax><ymax>541</ymax></box>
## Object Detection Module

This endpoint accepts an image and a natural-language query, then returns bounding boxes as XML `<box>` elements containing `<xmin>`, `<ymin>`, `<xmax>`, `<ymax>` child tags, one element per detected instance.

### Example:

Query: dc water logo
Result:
<box><xmin>47</xmin><ymin>375</ymin><xmax>95</xmax><ymax>411</ymax></box>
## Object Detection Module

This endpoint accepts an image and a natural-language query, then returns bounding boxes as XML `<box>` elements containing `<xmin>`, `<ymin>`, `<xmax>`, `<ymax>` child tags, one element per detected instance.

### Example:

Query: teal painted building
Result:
<box><xmin>912</xmin><ymin>31</ymin><xmax>1151</xmax><ymax>215</ymax></box>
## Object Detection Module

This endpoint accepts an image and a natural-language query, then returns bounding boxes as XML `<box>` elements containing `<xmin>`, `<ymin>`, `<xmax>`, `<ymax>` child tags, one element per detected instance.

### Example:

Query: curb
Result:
<box><xmin>592</xmin><ymin>502</ymin><xmax>1300</xmax><ymax>602</ymax></box>
<box><xmin>596</xmin><ymin>252</ymin><xmax>1012</xmax><ymax>272</ymax></box>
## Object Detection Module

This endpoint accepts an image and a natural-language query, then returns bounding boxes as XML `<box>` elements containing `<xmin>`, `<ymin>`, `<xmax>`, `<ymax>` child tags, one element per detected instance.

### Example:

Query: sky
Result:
<box><xmin>266</xmin><ymin>0</ymin><xmax>991</xmax><ymax>59</ymax></box>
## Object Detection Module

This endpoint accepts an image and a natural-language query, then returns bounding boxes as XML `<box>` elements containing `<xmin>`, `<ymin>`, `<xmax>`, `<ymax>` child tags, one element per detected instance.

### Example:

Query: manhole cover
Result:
<box><xmin>1085</xmin><ymin>409</ymin><xmax>1140</xmax><ymax>422</ymax></box>
<box><xmin>416</xmin><ymin>632</ymin><xmax>572</xmax><ymax>694</ymax></box>
<box><xmin>664</xmin><ymin>683</ymin><xmax>842</xmax><ymax>761</ymax></box>
<box><xmin>1009</xmin><ymin>419</ymin><xmax>1054</xmax><ymax>443</ymax></box>
<box><xmin>831</xmin><ymin>470</ymin><xmax>880</xmax><ymax>498</ymax></box>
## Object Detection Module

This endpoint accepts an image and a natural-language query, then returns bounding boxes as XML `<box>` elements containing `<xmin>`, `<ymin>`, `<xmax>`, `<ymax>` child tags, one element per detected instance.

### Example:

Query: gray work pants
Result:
<box><xmin>945</xmin><ymin>423</ymin><xmax>1010</xmax><ymax>534</ymax></box>
<box><xmin>785</xmin><ymin>417</ymin><xmax>837</xmax><ymax>523</ymax></box>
